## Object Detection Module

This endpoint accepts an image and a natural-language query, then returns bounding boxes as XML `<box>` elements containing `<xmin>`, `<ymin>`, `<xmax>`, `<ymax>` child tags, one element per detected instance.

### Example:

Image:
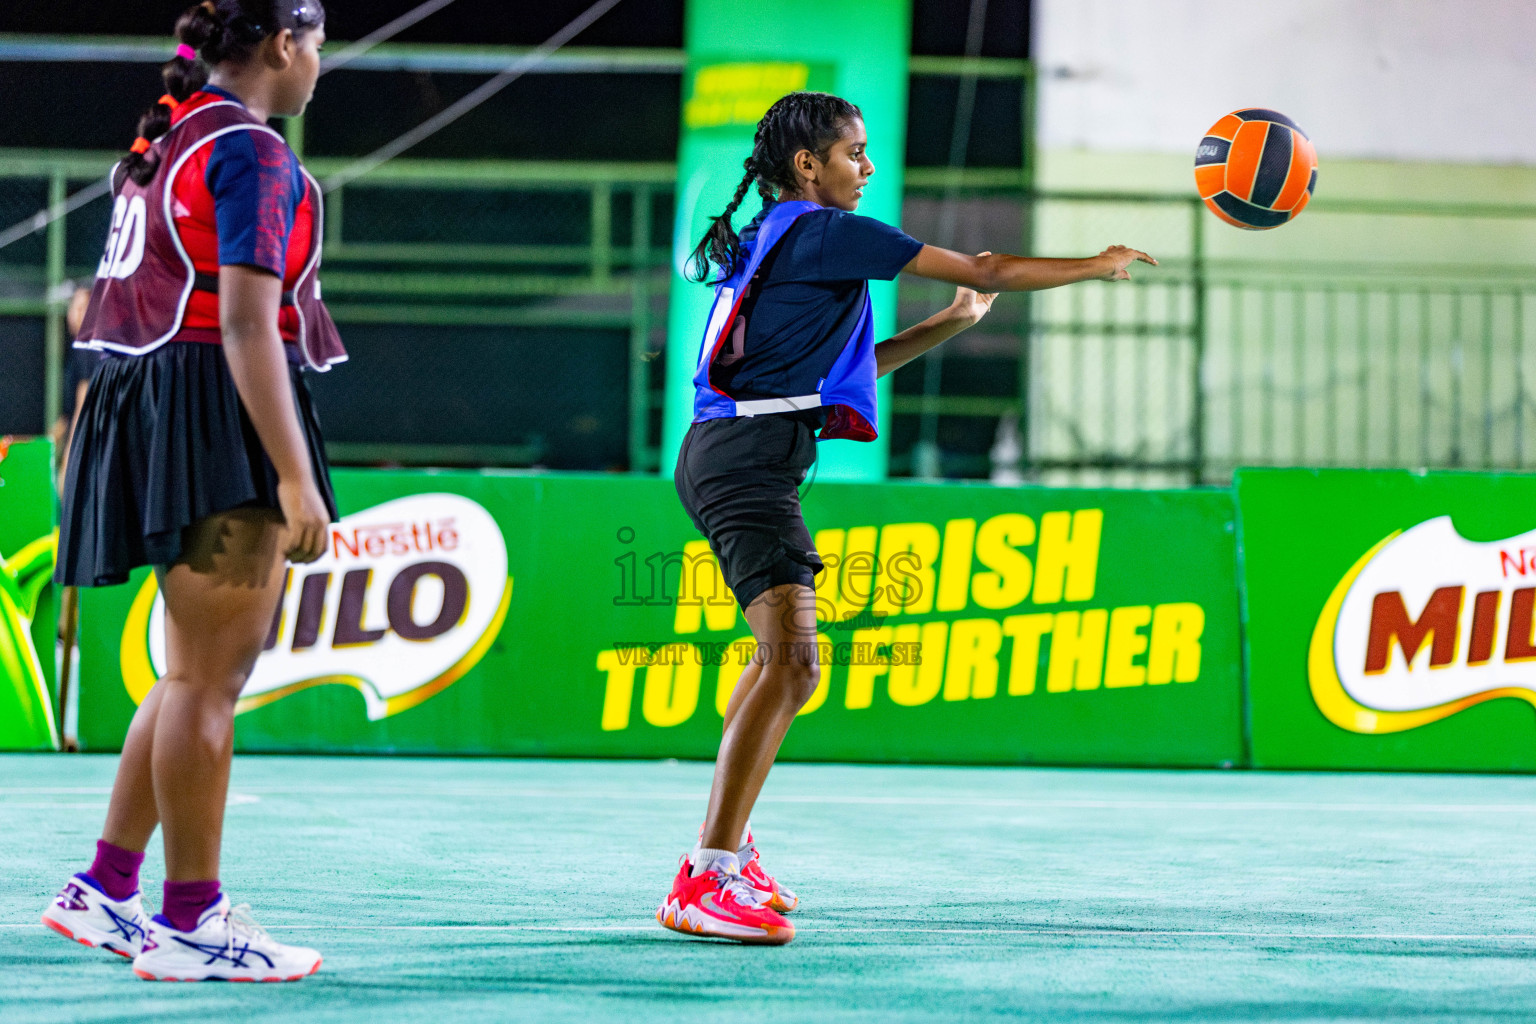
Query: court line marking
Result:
<box><xmin>254</xmin><ymin>926</ymin><xmax>1536</xmax><ymax>940</ymax></box>
<box><xmin>1</xmin><ymin>793</ymin><xmax>258</xmax><ymax>810</ymax></box>
<box><xmin>4</xmin><ymin>922</ymin><xmax>1536</xmax><ymax>941</ymax></box>
<box><xmin>10</xmin><ymin>786</ymin><xmax>1536</xmax><ymax>815</ymax></box>
<box><xmin>0</xmin><ymin>803</ymin><xmax>108</xmax><ymax>809</ymax></box>
<box><xmin>0</xmin><ymin>788</ymin><xmax>258</xmax><ymax>795</ymax></box>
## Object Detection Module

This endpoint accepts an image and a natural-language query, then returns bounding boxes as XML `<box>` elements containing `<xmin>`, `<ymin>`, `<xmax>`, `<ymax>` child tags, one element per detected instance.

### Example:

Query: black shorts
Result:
<box><xmin>674</xmin><ymin>414</ymin><xmax>824</xmax><ymax>612</ymax></box>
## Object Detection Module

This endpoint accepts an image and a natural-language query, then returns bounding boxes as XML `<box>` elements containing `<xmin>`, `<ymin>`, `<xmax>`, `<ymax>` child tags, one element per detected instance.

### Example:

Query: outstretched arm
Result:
<box><xmin>876</xmin><ymin>283</ymin><xmax>997</xmax><ymax>378</ymax></box>
<box><xmin>903</xmin><ymin>244</ymin><xmax>1157</xmax><ymax>291</ymax></box>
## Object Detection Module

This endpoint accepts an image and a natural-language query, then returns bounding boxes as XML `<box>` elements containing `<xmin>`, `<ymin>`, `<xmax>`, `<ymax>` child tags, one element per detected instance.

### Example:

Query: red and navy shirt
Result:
<box><xmin>170</xmin><ymin>85</ymin><xmax>315</xmax><ymax>343</ymax></box>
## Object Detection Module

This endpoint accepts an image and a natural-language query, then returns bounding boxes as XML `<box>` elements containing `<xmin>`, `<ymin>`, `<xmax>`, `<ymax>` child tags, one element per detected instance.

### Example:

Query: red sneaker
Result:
<box><xmin>694</xmin><ymin>825</ymin><xmax>801</xmax><ymax>914</ymax></box>
<box><xmin>739</xmin><ymin>838</ymin><xmax>799</xmax><ymax>914</ymax></box>
<box><xmin>656</xmin><ymin>855</ymin><xmax>794</xmax><ymax>945</ymax></box>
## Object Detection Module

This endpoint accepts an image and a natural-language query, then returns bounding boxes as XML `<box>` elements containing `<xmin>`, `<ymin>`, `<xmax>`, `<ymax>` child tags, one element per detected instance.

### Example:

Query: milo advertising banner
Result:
<box><xmin>0</xmin><ymin>437</ymin><xmax>60</xmax><ymax>751</ymax></box>
<box><xmin>77</xmin><ymin>471</ymin><xmax>1242</xmax><ymax>766</ymax></box>
<box><xmin>114</xmin><ymin>493</ymin><xmax>510</xmax><ymax>722</ymax></box>
<box><xmin>1239</xmin><ymin>468</ymin><xmax>1536</xmax><ymax>770</ymax></box>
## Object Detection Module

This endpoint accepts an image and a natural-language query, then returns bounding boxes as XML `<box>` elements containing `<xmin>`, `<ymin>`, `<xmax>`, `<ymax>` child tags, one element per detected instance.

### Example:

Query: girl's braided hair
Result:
<box><xmin>122</xmin><ymin>0</ymin><xmax>324</xmax><ymax>186</ymax></box>
<box><xmin>686</xmin><ymin>91</ymin><xmax>863</xmax><ymax>283</ymax></box>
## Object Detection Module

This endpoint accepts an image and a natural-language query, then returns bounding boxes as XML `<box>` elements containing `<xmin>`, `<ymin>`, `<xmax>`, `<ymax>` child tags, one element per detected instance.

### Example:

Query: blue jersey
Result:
<box><xmin>692</xmin><ymin>200</ymin><xmax>920</xmax><ymax>441</ymax></box>
<box><xmin>712</xmin><ymin>204</ymin><xmax>921</xmax><ymax>403</ymax></box>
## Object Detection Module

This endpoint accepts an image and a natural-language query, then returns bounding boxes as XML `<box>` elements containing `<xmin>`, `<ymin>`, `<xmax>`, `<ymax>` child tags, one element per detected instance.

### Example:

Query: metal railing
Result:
<box><xmin>4</xmin><ymin>38</ymin><xmax>1533</xmax><ymax>482</ymax></box>
<box><xmin>5</xmin><ymin>150</ymin><xmax>1534</xmax><ymax>483</ymax></box>
<box><xmin>0</xmin><ymin>41</ymin><xmax>1034</xmax><ymax>474</ymax></box>
<box><xmin>0</xmin><ymin>149</ymin><xmax>674</xmax><ymax>468</ymax></box>
<box><xmin>893</xmin><ymin>188</ymin><xmax>1536</xmax><ymax>486</ymax></box>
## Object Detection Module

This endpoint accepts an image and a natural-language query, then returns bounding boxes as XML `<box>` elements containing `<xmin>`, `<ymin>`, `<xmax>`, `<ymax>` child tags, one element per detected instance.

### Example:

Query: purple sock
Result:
<box><xmin>161</xmin><ymin>880</ymin><xmax>222</xmax><ymax>933</ymax></box>
<box><xmin>86</xmin><ymin>840</ymin><xmax>144</xmax><ymax>902</ymax></box>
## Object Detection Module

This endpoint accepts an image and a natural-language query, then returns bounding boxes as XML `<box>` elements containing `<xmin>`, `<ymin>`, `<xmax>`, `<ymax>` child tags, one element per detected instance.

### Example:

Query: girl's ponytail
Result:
<box><xmin>122</xmin><ymin>0</ymin><xmax>325</xmax><ymax>185</ymax></box>
<box><xmin>686</xmin><ymin>160</ymin><xmax>758</xmax><ymax>284</ymax></box>
<box><xmin>122</xmin><ymin>2</ymin><xmax>222</xmax><ymax>185</ymax></box>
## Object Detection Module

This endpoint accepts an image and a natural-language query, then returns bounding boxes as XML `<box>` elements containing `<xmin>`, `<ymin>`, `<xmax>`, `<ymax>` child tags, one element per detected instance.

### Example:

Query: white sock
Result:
<box><xmin>690</xmin><ymin>848</ymin><xmax>739</xmax><ymax>877</ymax></box>
<box><xmin>695</xmin><ymin>821</ymin><xmax>753</xmax><ymax>858</ymax></box>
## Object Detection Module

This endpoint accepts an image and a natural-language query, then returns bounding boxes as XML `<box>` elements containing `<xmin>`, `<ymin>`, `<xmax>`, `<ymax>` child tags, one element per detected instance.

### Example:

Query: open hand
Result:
<box><xmin>951</xmin><ymin>252</ymin><xmax>999</xmax><ymax>325</ymax></box>
<box><xmin>1097</xmin><ymin>245</ymin><xmax>1158</xmax><ymax>281</ymax></box>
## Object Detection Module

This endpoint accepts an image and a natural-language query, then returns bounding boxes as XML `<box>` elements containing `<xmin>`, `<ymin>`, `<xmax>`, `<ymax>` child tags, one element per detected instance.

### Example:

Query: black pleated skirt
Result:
<box><xmin>55</xmin><ymin>342</ymin><xmax>338</xmax><ymax>588</ymax></box>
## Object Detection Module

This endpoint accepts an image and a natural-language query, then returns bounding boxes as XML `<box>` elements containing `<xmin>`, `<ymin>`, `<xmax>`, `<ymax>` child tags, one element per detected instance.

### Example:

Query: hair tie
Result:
<box><xmin>130</xmin><ymin>137</ymin><xmax>152</xmax><ymax>155</ymax></box>
<box><xmin>158</xmin><ymin>94</ymin><xmax>178</xmax><ymax>109</ymax></box>
<box><xmin>175</xmin><ymin>43</ymin><xmax>197</xmax><ymax>61</ymax></box>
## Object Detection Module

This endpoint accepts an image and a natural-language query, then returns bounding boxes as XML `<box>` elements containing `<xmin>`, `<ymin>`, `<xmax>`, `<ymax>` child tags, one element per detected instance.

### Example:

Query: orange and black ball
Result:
<box><xmin>1195</xmin><ymin>109</ymin><xmax>1317</xmax><ymax>230</ymax></box>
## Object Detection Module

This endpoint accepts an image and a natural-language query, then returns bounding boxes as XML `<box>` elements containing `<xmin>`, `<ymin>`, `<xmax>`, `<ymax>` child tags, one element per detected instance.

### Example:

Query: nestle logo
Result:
<box><xmin>1499</xmin><ymin>547</ymin><xmax>1536</xmax><ymax>578</ymax></box>
<box><xmin>331</xmin><ymin>518</ymin><xmax>459</xmax><ymax>560</ymax></box>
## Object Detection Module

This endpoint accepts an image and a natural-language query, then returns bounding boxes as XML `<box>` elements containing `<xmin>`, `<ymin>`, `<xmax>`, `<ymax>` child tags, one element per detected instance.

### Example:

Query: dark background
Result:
<box><xmin>0</xmin><ymin>0</ymin><xmax>1028</xmax><ymax>161</ymax></box>
<box><xmin>0</xmin><ymin>1</ymin><xmax>1032</xmax><ymax>470</ymax></box>
<box><xmin>0</xmin><ymin>1</ymin><xmax>1027</xmax><ymax>53</ymax></box>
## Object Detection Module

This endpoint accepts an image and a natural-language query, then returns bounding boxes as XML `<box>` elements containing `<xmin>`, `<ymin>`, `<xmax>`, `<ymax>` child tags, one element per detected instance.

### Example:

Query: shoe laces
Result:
<box><xmin>224</xmin><ymin>904</ymin><xmax>270</xmax><ymax>949</ymax></box>
<box><xmin>712</xmin><ymin>868</ymin><xmax>761</xmax><ymax>906</ymax></box>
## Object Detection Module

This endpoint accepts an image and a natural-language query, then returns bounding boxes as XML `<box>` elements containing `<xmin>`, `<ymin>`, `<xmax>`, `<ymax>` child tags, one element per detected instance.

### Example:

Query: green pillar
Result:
<box><xmin>43</xmin><ymin>171</ymin><xmax>67</xmax><ymax>433</ymax></box>
<box><xmin>660</xmin><ymin>0</ymin><xmax>912</xmax><ymax>481</ymax></box>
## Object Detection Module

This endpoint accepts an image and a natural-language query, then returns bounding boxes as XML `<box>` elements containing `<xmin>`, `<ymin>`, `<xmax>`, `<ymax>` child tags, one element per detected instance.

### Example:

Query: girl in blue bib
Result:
<box><xmin>660</xmin><ymin>91</ymin><xmax>1156</xmax><ymax>945</ymax></box>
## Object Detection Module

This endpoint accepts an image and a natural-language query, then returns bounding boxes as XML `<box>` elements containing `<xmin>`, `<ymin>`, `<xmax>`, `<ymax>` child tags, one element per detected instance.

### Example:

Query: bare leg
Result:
<box><xmin>700</xmin><ymin>583</ymin><xmax>820</xmax><ymax>852</ymax></box>
<box><xmin>722</xmin><ymin>655</ymin><xmax>765</xmax><ymax>734</ymax></box>
<box><xmin>717</xmin><ymin>654</ymin><xmax>768</xmax><ymax>845</ymax></box>
<box><xmin>98</xmin><ymin>566</ymin><xmax>183</xmax><ymax>852</ymax></box>
<box><xmin>99</xmin><ymin>683</ymin><xmax>167</xmax><ymax>853</ymax></box>
<box><xmin>148</xmin><ymin>509</ymin><xmax>287</xmax><ymax>882</ymax></box>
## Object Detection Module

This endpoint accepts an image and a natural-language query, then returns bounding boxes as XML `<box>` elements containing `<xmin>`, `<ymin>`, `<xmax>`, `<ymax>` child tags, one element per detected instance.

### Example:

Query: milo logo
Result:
<box><xmin>1310</xmin><ymin>516</ymin><xmax>1536</xmax><ymax>733</ymax></box>
<box><xmin>120</xmin><ymin>494</ymin><xmax>511</xmax><ymax>720</ymax></box>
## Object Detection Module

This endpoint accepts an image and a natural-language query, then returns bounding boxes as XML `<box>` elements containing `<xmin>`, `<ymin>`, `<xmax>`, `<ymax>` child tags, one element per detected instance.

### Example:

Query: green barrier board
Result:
<box><xmin>1238</xmin><ymin>468</ymin><xmax>1536</xmax><ymax>771</ymax></box>
<box><xmin>77</xmin><ymin>471</ymin><xmax>1243</xmax><ymax>766</ymax></box>
<box><xmin>0</xmin><ymin>437</ymin><xmax>59</xmax><ymax>751</ymax></box>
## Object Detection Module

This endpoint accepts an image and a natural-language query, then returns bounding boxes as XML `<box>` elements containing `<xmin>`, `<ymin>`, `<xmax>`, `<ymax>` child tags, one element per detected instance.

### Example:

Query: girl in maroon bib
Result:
<box><xmin>45</xmin><ymin>0</ymin><xmax>338</xmax><ymax>982</ymax></box>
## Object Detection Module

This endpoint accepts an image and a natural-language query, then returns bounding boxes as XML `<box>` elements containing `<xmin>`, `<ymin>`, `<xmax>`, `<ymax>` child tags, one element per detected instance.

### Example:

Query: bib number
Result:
<box><xmin>97</xmin><ymin>195</ymin><xmax>148</xmax><ymax>280</ymax></box>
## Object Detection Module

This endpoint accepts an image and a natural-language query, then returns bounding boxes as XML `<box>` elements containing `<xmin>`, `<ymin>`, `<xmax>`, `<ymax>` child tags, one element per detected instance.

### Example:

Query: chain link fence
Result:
<box><xmin>895</xmin><ymin>187</ymin><xmax>1536</xmax><ymax>486</ymax></box>
<box><xmin>4</xmin><ymin>151</ymin><xmax>1534</xmax><ymax>483</ymax></box>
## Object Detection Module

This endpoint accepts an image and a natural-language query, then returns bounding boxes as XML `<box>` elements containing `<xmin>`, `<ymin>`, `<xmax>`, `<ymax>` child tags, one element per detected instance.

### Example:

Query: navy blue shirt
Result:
<box><xmin>198</xmin><ymin>85</ymin><xmax>304</xmax><ymax>277</ymax></box>
<box><xmin>715</xmin><ymin>204</ymin><xmax>923</xmax><ymax>404</ymax></box>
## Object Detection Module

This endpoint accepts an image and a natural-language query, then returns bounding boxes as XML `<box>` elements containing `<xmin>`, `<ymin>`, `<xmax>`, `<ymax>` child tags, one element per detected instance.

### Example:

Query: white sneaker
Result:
<box><xmin>132</xmin><ymin>895</ymin><xmax>322</xmax><ymax>982</ymax></box>
<box><xmin>42</xmin><ymin>873</ymin><xmax>149</xmax><ymax>959</ymax></box>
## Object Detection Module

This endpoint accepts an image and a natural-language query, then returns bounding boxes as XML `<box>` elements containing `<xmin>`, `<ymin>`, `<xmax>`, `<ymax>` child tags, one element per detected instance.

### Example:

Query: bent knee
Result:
<box><xmin>162</xmin><ymin>644</ymin><xmax>264</xmax><ymax>696</ymax></box>
<box><xmin>776</xmin><ymin>653</ymin><xmax>821</xmax><ymax>708</ymax></box>
<box><xmin>158</xmin><ymin>670</ymin><xmax>251</xmax><ymax>705</ymax></box>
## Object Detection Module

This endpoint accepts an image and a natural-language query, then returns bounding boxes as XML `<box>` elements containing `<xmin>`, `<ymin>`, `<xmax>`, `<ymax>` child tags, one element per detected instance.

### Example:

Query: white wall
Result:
<box><xmin>1032</xmin><ymin>0</ymin><xmax>1536</xmax><ymax>163</ymax></box>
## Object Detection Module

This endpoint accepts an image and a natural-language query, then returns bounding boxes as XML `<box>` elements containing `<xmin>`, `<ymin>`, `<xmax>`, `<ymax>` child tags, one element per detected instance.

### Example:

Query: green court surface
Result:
<box><xmin>6</xmin><ymin>755</ymin><xmax>1536</xmax><ymax>1023</ymax></box>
